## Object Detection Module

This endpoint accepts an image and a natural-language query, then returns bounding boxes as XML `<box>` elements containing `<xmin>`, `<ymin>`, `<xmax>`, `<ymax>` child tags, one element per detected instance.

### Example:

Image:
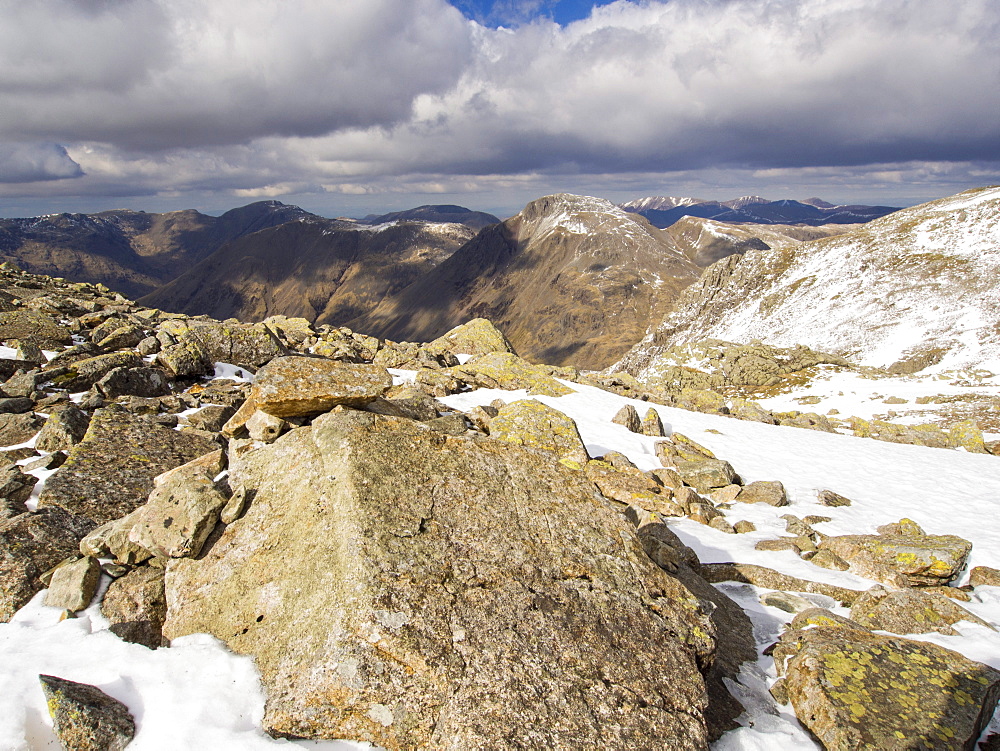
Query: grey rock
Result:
<box><xmin>79</xmin><ymin>511</ymin><xmax>153</xmax><ymax>566</ymax></box>
<box><xmin>761</xmin><ymin>591</ymin><xmax>815</xmax><ymax>614</ymax></box>
<box><xmin>39</xmin><ymin>674</ymin><xmax>135</xmax><ymax>751</ymax></box>
<box><xmin>186</xmin><ymin>404</ymin><xmax>236</xmax><ymax>433</ymax></box>
<box><xmin>164</xmin><ymin>409</ymin><xmax>715</xmax><ymax>747</ymax></box>
<box><xmin>699</xmin><ymin>562</ymin><xmax>863</xmax><ymax>605</ymax></box>
<box><xmin>129</xmin><ymin>473</ymin><xmax>228</xmax><ymax>559</ymax></box>
<box><xmin>0</xmin><ymin>396</ymin><xmax>34</xmax><ymax>414</ymax></box>
<box><xmin>44</xmin><ymin>556</ymin><xmax>101</xmax><ymax>612</ymax></box>
<box><xmin>0</xmin><ymin>463</ymin><xmax>38</xmax><ymax>505</ymax></box>
<box><xmin>101</xmin><ymin>566</ymin><xmax>167</xmax><ymax>649</ymax></box>
<box><xmin>47</xmin><ymin>351</ymin><xmax>142</xmax><ymax>393</ymax></box>
<box><xmin>735</xmin><ymin>480</ymin><xmax>788</xmax><ymax>507</ymax></box>
<box><xmin>245</xmin><ymin>410</ymin><xmax>289</xmax><ymax>442</ymax></box>
<box><xmin>35</xmin><ymin>404</ymin><xmax>90</xmax><ymax>453</ymax></box>
<box><xmin>850</xmin><ymin>585</ymin><xmax>994</xmax><ymax>635</ymax></box>
<box><xmin>490</xmin><ymin>399</ymin><xmax>590</xmax><ymax>469</ymax></box>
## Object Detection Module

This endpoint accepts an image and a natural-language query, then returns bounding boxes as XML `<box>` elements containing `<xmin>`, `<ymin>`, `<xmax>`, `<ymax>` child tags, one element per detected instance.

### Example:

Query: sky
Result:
<box><xmin>0</xmin><ymin>0</ymin><xmax>998</xmax><ymax>219</ymax></box>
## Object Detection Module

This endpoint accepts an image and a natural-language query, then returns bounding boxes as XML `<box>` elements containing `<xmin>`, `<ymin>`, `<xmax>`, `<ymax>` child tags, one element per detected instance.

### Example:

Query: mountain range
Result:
<box><xmin>617</xmin><ymin>185</ymin><xmax>1000</xmax><ymax>377</ymax></box>
<box><xmin>620</xmin><ymin>195</ymin><xmax>900</xmax><ymax>228</ymax></box>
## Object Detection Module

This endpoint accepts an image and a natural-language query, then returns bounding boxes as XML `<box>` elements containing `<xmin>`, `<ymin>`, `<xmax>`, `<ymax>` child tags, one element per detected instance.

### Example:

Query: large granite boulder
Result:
<box><xmin>249</xmin><ymin>356</ymin><xmax>393</xmax><ymax>418</ymax></box>
<box><xmin>37</xmin><ymin>406</ymin><xmax>218</xmax><ymax>526</ymax></box>
<box><xmin>774</xmin><ymin>616</ymin><xmax>1000</xmax><ymax>750</ymax></box>
<box><xmin>158</xmin><ymin>319</ymin><xmax>287</xmax><ymax>372</ymax></box>
<box><xmin>164</xmin><ymin>409</ymin><xmax>716</xmax><ymax>748</ymax></box>
<box><xmin>818</xmin><ymin>531</ymin><xmax>973</xmax><ymax>587</ymax></box>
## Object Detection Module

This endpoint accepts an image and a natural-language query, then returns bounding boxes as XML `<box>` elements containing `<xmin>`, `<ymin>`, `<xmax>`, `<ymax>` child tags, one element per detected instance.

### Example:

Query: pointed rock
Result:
<box><xmin>641</xmin><ymin>407</ymin><xmax>666</xmax><ymax>436</ymax></box>
<box><xmin>39</xmin><ymin>674</ymin><xmax>135</xmax><ymax>751</ymax></box>
<box><xmin>426</xmin><ymin>318</ymin><xmax>516</xmax><ymax>358</ymax></box>
<box><xmin>611</xmin><ymin>404</ymin><xmax>642</xmax><ymax>433</ymax></box>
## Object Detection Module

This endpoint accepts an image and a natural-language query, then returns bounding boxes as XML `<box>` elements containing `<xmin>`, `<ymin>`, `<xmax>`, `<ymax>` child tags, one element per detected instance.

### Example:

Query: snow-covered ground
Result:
<box><xmin>2</xmin><ymin>374</ymin><xmax>999</xmax><ymax>748</ymax></box>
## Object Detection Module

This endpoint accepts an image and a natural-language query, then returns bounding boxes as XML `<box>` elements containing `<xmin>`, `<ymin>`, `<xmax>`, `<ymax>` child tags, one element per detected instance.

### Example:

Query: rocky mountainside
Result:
<box><xmin>1</xmin><ymin>264</ymin><xmax>999</xmax><ymax>749</ymax></box>
<box><xmin>360</xmin><ymin>204</ymin><xmax>501</xmax><ymax>230</ymax></box>
<box><xmin>664</xmin><ymin>216</ymin><xmax>860</xmax><ymax>268</ymax></box>
<box><xmin>619</xmin><ymin>186</ymin><xmax>1000</xmax><ymax>379</ymax></box>
<box><xmin>0</xmin><ymin>201</ymin><xmax>315</xmax><ymax>299</ymax></box>
<box><xmin>139</xmin><ymin>218</ymin><xmax>476</xmax><ymax>326</ymax></box>
<box><xmin>353</xmin><ymin>193</ymin><xmax>703</xmax><ymax>370</ymax></box>
<box><xmin>621</xmin><ymin>195</ymin><xmax>900</xmax><ymax>228</ymax></box>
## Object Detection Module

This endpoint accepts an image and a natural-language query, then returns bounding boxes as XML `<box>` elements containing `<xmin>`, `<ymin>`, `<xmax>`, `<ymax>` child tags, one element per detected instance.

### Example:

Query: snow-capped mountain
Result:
<box><xmin>620</xmin><ymin>195</ymin><xmax>899</xmax><ymax>228</ymax></box>
<box><xmin>617</xmin><ymin>186</ymin><xmax>1000</xmax><ymax>378</ymax></box>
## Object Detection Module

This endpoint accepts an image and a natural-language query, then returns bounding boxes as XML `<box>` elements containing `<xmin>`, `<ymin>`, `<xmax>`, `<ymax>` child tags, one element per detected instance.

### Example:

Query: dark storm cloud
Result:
<box><xmin>0</xmin><ymin>0</ymin><xmax>997</xmax><ymax>211</ymax></box>
<box><xmin>0</xmin><ymin>143</ymin><xmax>84</xmax><ymax>183</ymax></box>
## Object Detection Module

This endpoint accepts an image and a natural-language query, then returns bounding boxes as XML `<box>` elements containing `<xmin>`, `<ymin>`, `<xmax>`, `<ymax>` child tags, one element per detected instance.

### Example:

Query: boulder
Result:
<box><xmin>818</xmin><ymin>532</ymin><xmax>973</xmax><ymax>587</ymax></box>
<box><xmin>456</xmin><ymin>352</ymin><xmax>575</xmax><ymax>397</ymax></box>
<box><xmin>102</xmin><ymin>566</ymin><xmax>167</xmax><ymax>649</ymax></box>
<box><xmin>95</xmin><ymin>366</ymin><xmax>172</xmax><ymax>399</ymax></box>
<box><xmin>79</xmin><ymin>512</ymin><xmax>152</xmax><ymax>566</ymax></box>
<box><xmin>585</xmin><ymin>460</ymin><xmax>679</xmax><ymax>516</ymax></box>
<box><xmin>774</xmin><ymin>620</ymin><xmax>1000</xmax><ymax>750</ymax></box>
<box><xmin>39</xmin><ymin>674</ymin><xmax>135</xmax><ymax>751</ymax></box>
<box><xmin>249</xmin><ymin>356</ymin><xmax>392</xmax><ymax>417</ymax></box>
<box><xmin>489</xmin><ymin>399</ymin><xmax>589</xmax><ymax>469</ymax></box>
<box><xmin>611</xmin><ymin>404</ymin><xmax>642</xmax><ymax>433</ymax></box>
<box><xmin>47</xmin><ymin>351</ymin><xmax>142</xmax><ymax>393</ymax></box>
<box><xmin>44</xmin><ymin>555</ymin><xmax>102</xmax><ymax>612</ymax></box>
<box><xmin>699</xmin><ymin>562</ymin><xmax>863</xmax><ymax>605</ymax></box>
<box><xmin>0</xmin><ymin>463</ymin><xmax>38</xmax><ymax>505</ymax></box>
<box><xmin>0</xmin><ymin>508</ymin><xmax>93</xmax><ymax>621</ymax></box>
<box><xmin>673</xmin><ymin>459</ymin><xmax>738</xmax><ymax>494</ymax></box>
<box><xmin>850</xmin><ymin>585</ymin><xmax>994</xmax><ymax>635</ymax></box>
<box><xmin>35</xmin><ymin>404</ymin><xmax>91</xmax><ymax>453</ymax></box>
<box><xmin>129</xmin><ymin>472</ymin><xmax>228</xmax><ymax>559</ymax></box>
<box><xmin>735</xmin><ymin>480</ymin><xmax>788</xmax><ymax>506</ymax></box>
<box><xmin>425</xmin><ymin>318</ymin><xmax>516</xmax><ymax>358</ymax></box>
<box><xmin>0</xmin><ymin>412</ymin><xmax>43</xmax><ymax>447</ymax></box>
<box><xmin>164</xmin><ymin>409</ymin><xmax>716</xmax><ymax>748</ymax></box>
<box><xmin>38</xmin><ymin>406</ymin><xmax>218</xmax><ymax>527</ymax></box>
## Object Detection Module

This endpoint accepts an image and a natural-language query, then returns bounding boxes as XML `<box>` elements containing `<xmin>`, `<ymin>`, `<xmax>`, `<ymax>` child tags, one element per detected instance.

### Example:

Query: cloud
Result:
<box><xmin>0</xmin><ymin>0</ymin><xmax>473</xmax><ymax>149</ymax></box>
<box><xmin>1</xmin><ymin>0</ymin><xmax>998</xmax><ymax>213</ymax></box>
<box><xmin>0</xmin><ymin>143</ymin><xmax>84</xmax><ymax>183</ymax></box>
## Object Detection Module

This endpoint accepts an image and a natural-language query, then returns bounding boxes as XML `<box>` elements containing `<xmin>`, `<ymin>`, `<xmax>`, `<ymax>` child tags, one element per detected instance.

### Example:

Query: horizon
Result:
<box><xmin>1</xmin><ymin>0</ymin><xmax>997</xmax><ymax>219</ymax></box>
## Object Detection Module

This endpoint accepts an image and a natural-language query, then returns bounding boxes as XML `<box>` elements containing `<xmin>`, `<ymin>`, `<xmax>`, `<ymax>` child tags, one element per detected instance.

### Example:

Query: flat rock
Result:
<box><xmin>699</xmin><ymin>562</ymin><xmax>863</xmax><ymax>605</ymax></box>
<box><xmin>850</xmin><ymin>585</ymin><xmax>994</xmax><ymax>636</ymax></box>
<box><xmin>39</xmin><ymin>674</ymin><xmax>135</xmax><ymax>751</ymax></box>
<box><xmin>0</xmin><ymin>310</ymin><xmax>72</xmax><ymax>348</ymax></box>
<box><xmin>774</xmin><ymin>620</ymin><xmax>1000</xmax><ymax>750</ymax></box>
<box><xmin>96</xmin><ymin>365</ymin><xmax>172</xmax><ymax>399</ymax></box>
<box><xmin>164</xmin><ymin>409</ymin><xmax>715</xmax><ymax>748</ymax></box>
<box><xmin>818</xmin><ymin>532</ymin><xmax>973</xmax><ymax>587</ymax></box>
<box><xmin>971</xmin><ymin>566</ymin><xmax>1000</xmax><ymax>588</ymax></box>
<box><xmin>250</xmin><ymin>356</ymin><xmax>392</xmax><ymax>417</ymax></box>
<box><xmin>38</xmin><ymin>406</ymin><xmax>218</xmax><ymax>526</ymax></box>
<box><xmin>490</xmin><ymin>399</ymin><xmax>590</xmax><ymax>469</ymax></box>
<box><xmin>129</xmin><ymin>472</ymin><xmax>228</xmax><ymax>559</ymax></box>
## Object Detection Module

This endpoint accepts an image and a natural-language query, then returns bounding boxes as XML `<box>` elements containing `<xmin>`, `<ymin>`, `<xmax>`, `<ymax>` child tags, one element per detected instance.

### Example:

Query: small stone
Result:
<box><xmin>850</xmin><ymin>585</ymin><xmax>994</xmax><ymax>636</ymax></box>
<box><xmin>44</xmin><ymin>556</ymin><xmax>101</xmax><ymax>612</ymax></box>
<box><xmin>185</xmin><ymin>404</ymin><xmax>236</xmax><ymax>433</ymax></box>
<box><xmin>876</xmin><ymin>518</ymin><xmax>925</xmax><ymax>536</ymax></box>
<box><xmin>39</xmin><ymin>674</ymin><xmax>136</xmax><ymax>751</ymax></box>
<box><xmin>220</xmin><ymin>486</ymin><xmax>250</xmax><ymax>525</ymax></box>
<box><xmin>733</xmin><ymin>520</ymin><xmax>756</xmax><ymax>534</ymax></box>
<box><xmin>674</xmin><ymin>459</ymin><xmax>738</xmax><ymax>493</ymax></box>
<box><xmin>755</xmin><ymin>538</ymin><xmax>803</xmax><ymax>555</ymax></box>
<box><xmin>708</xmin><ymin>517</ymin><xmax>735</xmax><ymax>534</ymax></box>
<box><xmin>803</xmin><ymin>515</ymin><xmax>832</xmax><ymax>525</ymax></box>
<box><xmin>34</xmin><ymin>404</ymin><xmax>90</xmax><ymax>453</ymax></box>
<box><xmin>710</xmin><ymin>484</ymin><xmax>743</xmax><ymax>504</ymax></box>
<box><xmin>817</xmin><ymin>489</ymin><xmax>852</xmax><ymax>507</ymax></box>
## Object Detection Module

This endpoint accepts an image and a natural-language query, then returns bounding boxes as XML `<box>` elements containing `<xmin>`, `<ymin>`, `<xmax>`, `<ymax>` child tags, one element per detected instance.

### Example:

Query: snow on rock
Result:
<box><xmin>622</xmin><ymin>186</ymin><xmax>1000</xmax><ymax>375</ymax></box>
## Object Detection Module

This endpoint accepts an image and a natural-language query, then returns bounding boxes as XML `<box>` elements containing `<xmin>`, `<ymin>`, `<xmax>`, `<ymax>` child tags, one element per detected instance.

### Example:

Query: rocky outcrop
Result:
<box><xmin>489</xmin><ymin>399</ymin><xmax>590</xmax><ymax>469</ymax></box>
<box><xmin>164</xmin><ymin>409</ymin><xmax>717</xmax><ymax>747</ymax></box>
<box><xmin>818</xmin><ymin>530</ymin><xmax>972</xmax><ymax>587</ymax></box>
